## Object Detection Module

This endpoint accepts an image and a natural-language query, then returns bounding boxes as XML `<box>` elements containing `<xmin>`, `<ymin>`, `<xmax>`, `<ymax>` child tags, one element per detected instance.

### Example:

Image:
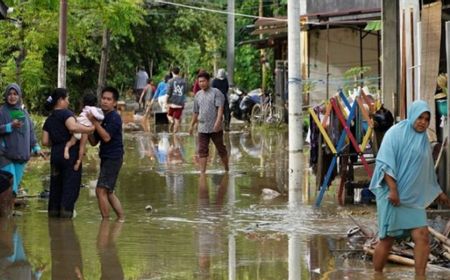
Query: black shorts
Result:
<box><xmin>0</xmin><ymin>170</ymin><xmax>12</xmax><ymax>194</ymax></box>
<box><xmin>97</xmin><ymin>158</ymin><xmax>123</xmax><ymax>192</ymax></box>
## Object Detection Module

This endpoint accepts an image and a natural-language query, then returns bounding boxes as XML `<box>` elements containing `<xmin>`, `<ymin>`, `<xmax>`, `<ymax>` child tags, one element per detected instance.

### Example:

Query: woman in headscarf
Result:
<box><xmin>0</xmin><ymin>83</ymin><xmax>42</xmax><ymax>197</ymax></box>
<box><xmin>369</xmin><ymin>100</ymin><xmax>450</xmax><ymax>276</ymax></box>
<box><xmin>42</xmin><ymin>88</ymin><xmax>94</xmax><ymax>218</ymax></box>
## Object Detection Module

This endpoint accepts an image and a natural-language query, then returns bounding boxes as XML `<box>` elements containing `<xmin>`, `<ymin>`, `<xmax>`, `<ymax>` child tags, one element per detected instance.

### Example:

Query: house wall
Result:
<box><xmin>306</xmin><ymin>0</ymin><xmax>380</xmax><ymax>14</ymax></box>
<box><xmin>308</xmin><ymin>28</ymin><xmax>380</xmax><ymax>105</ymax></box>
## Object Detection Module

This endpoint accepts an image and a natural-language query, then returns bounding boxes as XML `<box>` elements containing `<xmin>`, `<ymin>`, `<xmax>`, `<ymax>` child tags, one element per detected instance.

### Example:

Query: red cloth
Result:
<box><xmin>168</xmin><ymin>107</ymin><xmax>183</xmax><ymax>120</ymax></box>
<box><xmin>193</xmin><ymin>80</ymin><xmax>200</xmax><ymax>95</ymax></box>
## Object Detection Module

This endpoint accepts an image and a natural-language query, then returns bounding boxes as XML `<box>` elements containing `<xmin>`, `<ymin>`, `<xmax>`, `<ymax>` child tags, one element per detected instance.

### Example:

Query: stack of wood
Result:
<box><xmin>348</xmin><ymin>216</ymin><xmax>450</xmax><ymax>270</ymax></box>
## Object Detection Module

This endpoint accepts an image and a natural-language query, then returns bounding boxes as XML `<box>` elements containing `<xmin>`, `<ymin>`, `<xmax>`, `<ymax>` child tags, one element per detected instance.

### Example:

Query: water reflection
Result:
<box><xmin>21</xmin><ymin>127</ymin><xmax>436</xmax><ymax>278</ymax></box>
<box><xmin>167</xmin><ymin>135</ymin><xmax>185</xmax><ymax>166</ymax></box>
<box><xmin>0</xmin><ymin>218</ymin><xmax>45</xmax><ymax>279</ymax></box>
<box><xmin>96</xmin><ymin>220</ymin><xmax>124</xmax><ymax>280</ymax></box>
<box><xmin>288</xmin><ymin>233</ymin><xmax>302</xmax><ymax>280</ymax></box>
<box><xmin>197</xmin><ymin>173</ymin><xmax>228</xmax><ymax>279</ymax></box>
<box><xmin>136</xmin><ymin>133</ymin><xmax>156</xmax><ymax>162</ymax></box>
<box><xmin>48</xmin><ymin>219</ymin><xmax>83</xmax><ymax>279</ymax></box>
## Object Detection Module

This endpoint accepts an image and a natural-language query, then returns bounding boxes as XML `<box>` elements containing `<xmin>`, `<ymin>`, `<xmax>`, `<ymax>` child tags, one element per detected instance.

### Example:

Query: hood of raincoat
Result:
<box><xmin>4</xmin><ymin>83</ymin><xmax>22</xmax><ymax>109</ymax></box>
<box><xmin>369</xmin><ymin>100</ymin><xmax>442</xmax><ymax>208</ymax></box>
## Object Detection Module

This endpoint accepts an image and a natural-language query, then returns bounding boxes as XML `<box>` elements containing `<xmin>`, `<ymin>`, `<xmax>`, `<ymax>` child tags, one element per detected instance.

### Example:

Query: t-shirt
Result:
<box><xmin>134</xmin><ymin>70</ymin><xmax>148</xmax><ymax>90</ymax></box>
<box><xmin>193</xmin><ymin>87</ymin><xmax>224</xmax><ymax>133</ymax></box>
<box><xmin>167</xmin><ymin>77</ymin><xmax>188</xmax><ymax>107</ymax></box>
<box><xmin>93</xmin><ymin>110</ymin><xmax>124</xmax><ymax>159</ymax></box>
<box><xmin>43</xmin><ymin>109</ymin><xmax>78</xmax><ymax>163</ymax></box>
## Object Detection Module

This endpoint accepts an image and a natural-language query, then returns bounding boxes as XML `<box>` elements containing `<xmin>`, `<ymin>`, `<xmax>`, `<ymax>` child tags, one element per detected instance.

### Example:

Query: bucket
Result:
<box><xmin>436</xmin><ymin>99</ymin><xmax>448</xmax><ymax>117</ymax></box>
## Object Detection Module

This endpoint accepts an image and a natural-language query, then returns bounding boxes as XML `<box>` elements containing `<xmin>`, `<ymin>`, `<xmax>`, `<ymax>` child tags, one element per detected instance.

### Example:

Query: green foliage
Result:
<box><xmin>342</xmin><ymin>66</ymin><xmax>372</xmax><ymax>94</ymax></box>
<box><xmin>0</xmin><ymin>0</ymin><xmax>287</xmax><ymax>112</ymax></box>
<box><xmin>235</xmin><ymin>45</ymin><xmax>261</xmax><ymax>91</ymax></box>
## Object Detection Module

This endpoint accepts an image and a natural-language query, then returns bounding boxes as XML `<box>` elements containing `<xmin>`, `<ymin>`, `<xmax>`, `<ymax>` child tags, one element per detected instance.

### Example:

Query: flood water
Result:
<box><xmin>1</xmin><ymin>123</ymin><xmax>449</xmax><ymax>279</ymax></box>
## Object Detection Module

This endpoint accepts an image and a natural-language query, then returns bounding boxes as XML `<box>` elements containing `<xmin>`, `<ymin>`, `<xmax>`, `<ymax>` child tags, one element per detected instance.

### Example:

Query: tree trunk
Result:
<box><xmin>97</xmin><ymin>28</ymin><xmax>110</xmax><ymax>98</ymax></box>
<box><xmin>15</xmin><ymin>22</ymin><xmax>26</xmax><ymax>86</ymax></box>
<box><xmin>148</xmin><ymin>59</ymin><xmax>153</xmax><ymax>78</ymax></box>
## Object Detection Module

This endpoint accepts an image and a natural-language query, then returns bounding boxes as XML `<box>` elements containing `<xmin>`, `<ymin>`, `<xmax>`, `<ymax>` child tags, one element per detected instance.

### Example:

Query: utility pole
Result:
<box><xmin>381</xmin><ymin>0</ymin><xmax>399</xmax><ymax>116</ymax></box>
<box><xmin>227</xmin><ymin>0</ymin><xmax>235</xmax><ymax>85</ymax></box>
<box><xmin>259</xmin><ymin>0</ymin><xmax>267</xmax><ymax>92</ymax></box>
<box><xmin>288</xmin><ymin>0</ymin><xmax>303</xmax><ymax>202</ymax></box>
<box><xmin>57</xmin><ymin>0</ymin><xmax>67</xmax><ymax>88</ymax></box>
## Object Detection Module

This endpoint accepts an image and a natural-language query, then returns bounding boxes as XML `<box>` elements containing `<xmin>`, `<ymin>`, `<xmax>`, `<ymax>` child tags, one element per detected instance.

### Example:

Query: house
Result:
<box><xmin>241</xmin><ymin>0</ymin><xmax>381</xmax><ymax>106</ymax></box>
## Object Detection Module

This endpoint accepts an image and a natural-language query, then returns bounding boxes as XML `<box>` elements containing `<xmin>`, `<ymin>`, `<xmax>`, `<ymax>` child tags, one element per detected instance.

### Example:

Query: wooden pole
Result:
<box><xmin>445</xmin><ymin>22</ymin><xmax>450</xmax><ymax>196</ymax></box>
<box><xmin>428</xmin><ymin>226</ymin><xmax>450</xmax><ymax>247</ymax></box>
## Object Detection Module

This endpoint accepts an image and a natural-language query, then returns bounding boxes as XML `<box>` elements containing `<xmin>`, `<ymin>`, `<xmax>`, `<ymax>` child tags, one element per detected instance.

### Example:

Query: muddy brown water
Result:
<box><xmin>1</xmin><ymin>125</ymin><xmax>449</xmax><ymax>279</ymax></box>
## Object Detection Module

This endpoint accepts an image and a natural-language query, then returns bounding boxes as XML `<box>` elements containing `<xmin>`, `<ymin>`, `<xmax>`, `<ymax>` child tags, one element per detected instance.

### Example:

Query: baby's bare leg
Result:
<box><xmin>65</xmin><ymin>136</ymin><xmax>78</xmax><ymax>159</ymax></box>
<box><xmin>74</xmin><ymin>134</ymin><xmax>89</xmax><ymax>171</ymax></box>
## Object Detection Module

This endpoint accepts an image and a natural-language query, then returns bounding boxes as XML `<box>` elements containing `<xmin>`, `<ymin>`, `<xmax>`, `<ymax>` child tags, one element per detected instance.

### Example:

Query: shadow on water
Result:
<box><xmin>7</xmin><ymin>125</ymin><xmax>450</xmax><ymax>279</ymax></box>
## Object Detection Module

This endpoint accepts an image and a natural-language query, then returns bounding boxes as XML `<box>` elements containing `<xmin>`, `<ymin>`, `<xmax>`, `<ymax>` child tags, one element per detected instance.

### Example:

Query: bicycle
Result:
<box><xmin>250</xmin><ymin>91</ymin><xmax>285</xmax><ymax>125</ymax></box>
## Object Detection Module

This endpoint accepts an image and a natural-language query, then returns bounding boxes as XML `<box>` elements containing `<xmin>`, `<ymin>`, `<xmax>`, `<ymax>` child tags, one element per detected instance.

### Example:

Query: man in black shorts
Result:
<box><xmin>88</xmin><ymin>87</ymin><xmax>125</xmax><ymax>221</ymax></box>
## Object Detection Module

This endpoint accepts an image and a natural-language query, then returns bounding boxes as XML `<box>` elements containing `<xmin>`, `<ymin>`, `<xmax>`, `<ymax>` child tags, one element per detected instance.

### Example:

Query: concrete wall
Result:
<box><xmin>308</xmin><ymin>28</ymin><xmax>380</xmax><ymax>105</ymax></box>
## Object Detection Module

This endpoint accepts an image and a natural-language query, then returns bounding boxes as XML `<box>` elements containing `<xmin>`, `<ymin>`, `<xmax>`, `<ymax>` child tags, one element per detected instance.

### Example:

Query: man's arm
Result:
<box><xmin>189</xmin><ymin>112</ymin><xmax>199</xmax><ymax>135</ymax></box>
<box><xmin>139</xmin><ymin>86</ymin><xmax>147</xmax><ymax>104</ymax></box>
<box><xmin>213</xmin><ymin>106</ymin><xmax>224</xmax><ymax>132</ymax></box>
<box><xmin>166</xmin><ymin>80</ymin><xmax>173</xmax><ymax>97</ymax></box>
<box><xmin>91</xmin><ymin>119</ymin><xmax>111</xmax><ymax>143</ymax></box>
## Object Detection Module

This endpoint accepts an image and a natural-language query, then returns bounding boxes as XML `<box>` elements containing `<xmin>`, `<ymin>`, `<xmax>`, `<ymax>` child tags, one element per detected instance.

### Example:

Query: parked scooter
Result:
<box><xmin>229</xmin><ymin>87</ymin><xmax>260</xmax><ymax>122</ymax></box>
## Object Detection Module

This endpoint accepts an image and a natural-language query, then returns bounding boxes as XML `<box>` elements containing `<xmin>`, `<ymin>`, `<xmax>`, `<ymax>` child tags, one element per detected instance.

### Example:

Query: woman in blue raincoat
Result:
<box><xmin>0</xmin><ymin>83</ymin><xmax>42</xmax><ymax>197</ymax></box>
<box><xmin>369</xmin><ymin>100</ymin><xmax>450</xmax><ymax>276</ymax></box>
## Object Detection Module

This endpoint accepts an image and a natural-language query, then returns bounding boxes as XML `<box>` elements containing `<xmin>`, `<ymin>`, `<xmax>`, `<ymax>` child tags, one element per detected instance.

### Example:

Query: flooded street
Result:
<box><xmin>2</xmin><ymin>124</ymin><xmax>449</xmax><ymax>279</ymax></box>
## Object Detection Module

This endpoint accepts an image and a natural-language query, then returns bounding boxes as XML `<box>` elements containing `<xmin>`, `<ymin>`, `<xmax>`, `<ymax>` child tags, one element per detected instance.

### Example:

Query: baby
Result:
<box><xmin>64</xmin><ymin>93</ymin><xmax>104</xmax><ymax>170</ymax></box>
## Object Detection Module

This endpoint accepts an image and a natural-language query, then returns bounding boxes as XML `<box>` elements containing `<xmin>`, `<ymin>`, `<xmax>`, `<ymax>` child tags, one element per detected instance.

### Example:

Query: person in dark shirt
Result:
<box><xmin>88</xmin><ymin>86</ymin><xmax>125</xmax><ymax>222</ymax></box>
<box><xmin>211</xmin><ymin>69</ymin><xmax>230</xmax><ymax>131</ymax></box>
<box><xmin>166</xmin><ymin>66</ymin><xmax>188</xmax><ymax>133</ymax></box>
<box><xmin>42</xmin><ymin>88</ymin><xmax>94</xmax><ymax>218</ymax></box>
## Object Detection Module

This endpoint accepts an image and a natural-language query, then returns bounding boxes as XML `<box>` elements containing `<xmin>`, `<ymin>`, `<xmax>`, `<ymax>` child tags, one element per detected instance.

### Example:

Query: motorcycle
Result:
<box><xmin>229</xmin><ymin>87</ymin><xmax>261</xmax><ymax>122</ymax></box>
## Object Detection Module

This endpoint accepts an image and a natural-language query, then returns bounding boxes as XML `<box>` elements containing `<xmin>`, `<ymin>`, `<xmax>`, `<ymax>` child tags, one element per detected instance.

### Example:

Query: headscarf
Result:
<box><xmin>369</xmin><ymin>100</ymin><xmax>442</xmax><ymax>208</ymax></box>
<box><xmin>4</xmin><ymin>83</ymin><xmax>23</xmax><ymax>109</ymax></box>
<box><xmin>217</xmin><ymin>69</ymin><xmax>226</xmax><ymax>80</ymax></box>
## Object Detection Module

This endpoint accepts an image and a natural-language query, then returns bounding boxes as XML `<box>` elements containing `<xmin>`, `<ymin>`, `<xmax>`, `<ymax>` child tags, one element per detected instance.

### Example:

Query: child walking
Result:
<box><xmin>64</xmin><ymin>93</ymin><xmax>104</xmax><ymax>170</ymax></box>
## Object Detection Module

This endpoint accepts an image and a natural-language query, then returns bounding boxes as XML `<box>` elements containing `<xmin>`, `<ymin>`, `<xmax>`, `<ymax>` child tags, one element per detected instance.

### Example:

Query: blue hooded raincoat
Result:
<box><xmin>369</xmin><ymin>100</ymin><xmax>443</xmax><ymax>238</ymax></box>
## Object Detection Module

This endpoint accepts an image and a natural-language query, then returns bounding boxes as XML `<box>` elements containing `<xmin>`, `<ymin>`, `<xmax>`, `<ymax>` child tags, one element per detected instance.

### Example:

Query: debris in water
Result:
<box><xmin>145</xmin><ymin>205</ymin><xmax>153</xmax><ymax>212</ymax></box>
<box><xmin>261</xmin><ymin>188</ymin><xmax>280</xmax><ymax>200</ymax></box>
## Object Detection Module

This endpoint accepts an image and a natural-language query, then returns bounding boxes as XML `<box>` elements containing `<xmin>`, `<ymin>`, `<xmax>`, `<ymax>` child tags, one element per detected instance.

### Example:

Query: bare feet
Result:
<box><xmin>74</xmin><ymin>160</ymin><xmax>82</xmax><ymax>171</ymax></box>
<box><xmin>64</xmin><ymin>146</ymin><xmax>70</xmax><ymax>159</ymax></box>
<box><xmin>117</xmin><ymin>216</ymin><xmax>125</xmax><ymax>223</ymax></box>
